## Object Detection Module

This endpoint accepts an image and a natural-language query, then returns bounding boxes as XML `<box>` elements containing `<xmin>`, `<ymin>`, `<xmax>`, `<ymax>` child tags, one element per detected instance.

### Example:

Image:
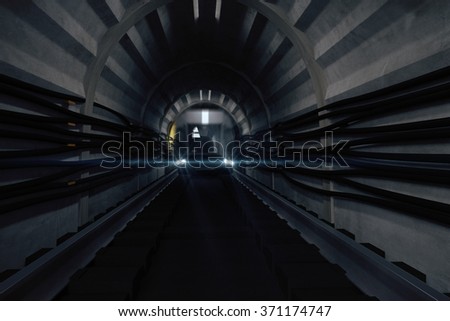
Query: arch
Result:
<box><xmin>83</xmin><ymin>0</ymin><xmax>174</xmax><ymax>115</ymax></box>
<box><xmin>145</xmin><ymin>63</ymin><xmax>262</xmax><ymax>134</ymax></box>
<box><xmin>238</xmin><ymin>0</ymin><xmax>327</xmax><ymax>107</ymax></box>
<box><xmin>161</xmin><ymin>96</ymin><xmax>250</xmax><ymax>135</ymax></box>
<box><xmin>83</xmin><ymin>0</ymin><xmax>327</xmax><ymax>120</ymax></box>
<box><xmin>140</xmin><ymin>60</ymin><xmax>270</xmax><ymax>128</ymax></box>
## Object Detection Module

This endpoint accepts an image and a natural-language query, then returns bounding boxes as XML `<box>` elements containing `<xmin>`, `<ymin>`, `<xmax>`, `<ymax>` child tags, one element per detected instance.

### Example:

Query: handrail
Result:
<box><xmin>0</xmin><ymin>74</ymin><xmax>160</xmax><ymax>138</ymax></box>
<box><xmin>0</xmin><ymin>74</ymin><xmax>168</xmax><ymax>217</ymax></box>
<box><xmin>0</xmin><ymin>167</ymin><xmax>163</xmax><ymax>215</ymax></box>
<box><xmin>270</xmin><ymin>65</ymin><xmax>450</xmax><ymax>133</ymax></box>
<box><xmin>233</xmin><ymin>66</ymin><xmax>450</xmax><ymax>227</ymax></box>
<box><xmin>0</xmin><ymin>169</ymin><xmax>178</xmax><ymax>300</ymax></box>
<box><xmin>233</xmin><ymin>170</ymin><xmax>449</xmax><ymax>301</ymax></box>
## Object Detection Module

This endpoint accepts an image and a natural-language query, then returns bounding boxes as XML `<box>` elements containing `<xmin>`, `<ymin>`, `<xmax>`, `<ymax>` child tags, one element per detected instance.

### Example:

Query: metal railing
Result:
<box><xmin>0</xmin><ymin>170</ymin><xmax>178</xmax><ymax>300</ymax></box>
<box><xmin>234</xmin><ymin>170</ymin><xmax>449</xmax><ymax>301</ymax></box>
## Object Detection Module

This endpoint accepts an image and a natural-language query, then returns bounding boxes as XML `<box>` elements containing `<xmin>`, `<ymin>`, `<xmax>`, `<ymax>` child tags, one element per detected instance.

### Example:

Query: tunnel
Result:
<box><xmin>0</xmin><ymin>0</ymin><xmax>449</xmax><ymax>301</ymax></box>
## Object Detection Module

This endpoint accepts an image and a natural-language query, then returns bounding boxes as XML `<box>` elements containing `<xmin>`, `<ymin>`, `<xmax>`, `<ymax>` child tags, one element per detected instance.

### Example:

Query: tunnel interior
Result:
<box><xmin>0</xmin><ymin>0</ymin><xmax>450</xmax><ymax>300</ymax></box>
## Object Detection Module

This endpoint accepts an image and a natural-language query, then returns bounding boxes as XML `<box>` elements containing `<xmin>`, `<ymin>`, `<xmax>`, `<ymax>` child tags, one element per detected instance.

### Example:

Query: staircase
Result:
<box><xmin>57</xmin><ymin>173</ymin><xmax>374</xmax><ymax>301</ymax></box>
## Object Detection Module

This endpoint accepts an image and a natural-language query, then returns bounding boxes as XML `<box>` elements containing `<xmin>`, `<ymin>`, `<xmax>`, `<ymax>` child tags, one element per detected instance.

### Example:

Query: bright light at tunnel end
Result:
<box><xmin>201</xmin><ymin>109</ymin><xmax>209</xmax><ymax>124</ymax></box>
<box><xmin>175</xmin><ymin>158</ymin><xmax>187</xmax><ymax>166</ymax></box>
<box><xmin>223</xmin><ymin>158</ymin><xmax>234</xmax><ymax>167</ymax></box>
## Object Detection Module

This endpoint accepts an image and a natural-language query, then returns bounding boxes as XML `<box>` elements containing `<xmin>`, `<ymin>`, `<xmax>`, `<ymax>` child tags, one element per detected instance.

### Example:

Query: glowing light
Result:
<box><xmin>193</xmin><ymin>0</ymin><xmax>199</xmax><ymax>20</ymax></box>
<box><xmin>224</xmin><ymin>159</ymin><xmax>234</xmax><ymax>167</ymax></box>
<box><xmin>175</xmin><ymin>158</ymin><xmax>187</xmax><ymax>166</ymax></box>
<box><xmin>215</xmin><ymin>0</ymin><xmax>222</xmax><ymax>21</ymax></box>
<box><xmin>202</xmin><ymin>110</ymin><xmax>209</xmax><ymax>124</ymax></box>
<box><xmin>193</xmin><ymin>126</ymin><xmax>201</xmax><ymax>138</ymax></box>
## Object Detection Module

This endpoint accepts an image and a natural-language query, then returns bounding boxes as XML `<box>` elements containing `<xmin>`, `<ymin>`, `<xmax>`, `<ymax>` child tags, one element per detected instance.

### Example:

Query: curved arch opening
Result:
<box><xmin>169</xmin><ymin>102</ymin><xmax>240</xmax><ymax>164</ymax></box>
<box><xmin>160</xmin><ymin>88</ymin><xmax>250</xmax><ymax>136</ymax></box>
<box><xmin>142</xmin><ymin>61</ymin><xmax>268</xmax><ymax>134</ymax></box>
<box><xmin>170</xmin><ymin>102</ymin><xmax>239</xmax><ymax>145</ymax></box>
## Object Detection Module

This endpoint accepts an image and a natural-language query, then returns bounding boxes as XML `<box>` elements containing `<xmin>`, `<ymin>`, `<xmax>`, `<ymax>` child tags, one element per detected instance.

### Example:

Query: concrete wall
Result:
<box><xmin>0</xmin><ymin>197</ymin><xmax>79</xmax><ymax>271</ymax></box>
<box><xmin>0</xmin><ymin>167</ymin><xmax>164</xmax><ymax>273</ymax></box>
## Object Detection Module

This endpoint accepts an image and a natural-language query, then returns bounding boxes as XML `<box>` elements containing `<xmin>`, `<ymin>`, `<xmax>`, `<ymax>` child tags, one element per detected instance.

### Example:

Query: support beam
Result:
<box><xmin>237</xmin><ymin>0</ymin><xmax>327</xmax><ymax>107</ymax></box>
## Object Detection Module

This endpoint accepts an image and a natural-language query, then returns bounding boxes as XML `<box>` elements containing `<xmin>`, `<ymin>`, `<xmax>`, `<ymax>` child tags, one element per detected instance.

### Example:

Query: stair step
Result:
<box><xmin>320</xmin><ymin>219</ymin><xmax>335</xmax><ymax>228</ymax></box>
<box><xmin>255</xmin><ymin>228</ymin><xmax>304</xmax><ymax>248</ymax></box>
<box><xmin>263</xmin><ymin>243</ymin><xmax>326</xmax><ymax>270</ymax></box>
<box><xmin>145</xmin><ymin>202</ymin><xmax>177</xmax><ymax>211</ymax></box>
<box><xmin>93</xmin><ymin>247</ymin><xmax>152</xmax><ymax>270</ymax></box>
<box><xmin>361</xmin><ymin>243</ymin><xmax>385</xmax><ymax>258</ymax></box>
<box><xmin>0</xmin><ymin>269</ymin><xmax>19</xmax><ymax>282</ymax></box>
<box><xmin>111</xmin><ymin>231</ymin><xmax>159</xmax><ymax>248</ymax></box>
<box><xmin>393</xmin><ymin>261</ymin><xmax>427</xmax><ymax>282</ymax></box>
<box><xmin>58</xmin><ymin>292</ymin><xmax>129</xmax><ymax>301</ymax></box>
<box><xmin>57</xmin><ymin>232</ymin><xmax>76</xmax><ymax>245</ymax></box>
<box><xmin>306</xmin><ymin>210</ymin><xmax>319</xmax><ymax>218</ymax></box>
<box><xmin>250</xmin><ymin>218</ymin><xmax>290</xmax><ymax>230</ymax></box>
<box><xmin>78</xmin><ymin>221</ymin><xmax>91</xmax><ymax>232</ymax></box>
<box><xmin>134</xmin><ymin>213</ymin><xmax>171</xmax><ymax>223</ymax></box>
<box><xmin>291</xmin><ymin>287</ymin><xmax>374</xmax><ymax>301</ymax></box>
<box><xmin>67</xmin><ymin>267</ymin><xmax>140</xmax><ymax>298</ymax></box>
<box><xmin>25</xmin><ymin>248</ymin><xmax>52</xmax><ymax>265</ymax></box>
<box><xmin>337</xmin><ymin>229</ymin><xmax>355</xmax><ymax>240</ymax></box>
<box><xmin>275</xmin><ymin>262</ymin><xmax>351</xmax><ymax>297</ymax></box>
<box><xmin>161</xmin><ymin>230</ymin><xmax>253</xmax><ymax>240</ymax></box>
<box><xmin>94</xmin><ymin>211</ymin><xmax>107</xmax><ymax>221</ymax></box>
<box><xmin>125</xmin><ymin>220</ymin><xmax>166</xmax><ymax>232</ymax></box>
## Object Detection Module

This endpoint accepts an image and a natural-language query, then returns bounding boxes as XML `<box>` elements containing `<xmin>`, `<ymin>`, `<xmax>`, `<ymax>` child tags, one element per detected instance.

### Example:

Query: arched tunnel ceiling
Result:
<box><xmin>164</xmin><ymin>92</ymin><xmax>246</xmax><ymax>135</ymax></box>
<box><xmin>1</xmin><ymin>0</ymin><xmax>450</xmax><ymax>135</ymax></box>
<box><xmin>88</xmin><ymin>0</ymin><xmax>314</xmax><ymax>135</ymax></box>
<box><xmin>146</xmin><ymin>62</ymin><xmax>267</xmax><ymax>135</ymax></box>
